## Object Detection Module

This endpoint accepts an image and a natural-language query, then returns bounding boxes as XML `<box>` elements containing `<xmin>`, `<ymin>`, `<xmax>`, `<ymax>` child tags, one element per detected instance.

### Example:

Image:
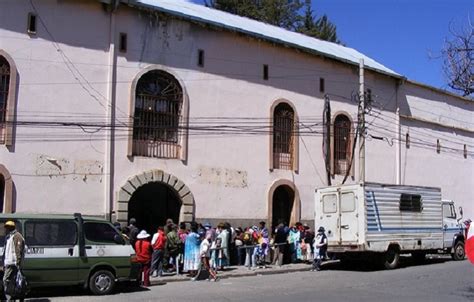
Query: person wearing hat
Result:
<box><xmin>135</xmin><ymin>230</ymin><xmax>152</xmax><ymax>287</ymax></box>
<box><xmin>2</xmin><ymin>220</ymin><xmax>25</xmax><ymax>300</ymax></box>
<box><xmin>312</xmin><ymin>226</ymin><xmax>328</xmax><ymax>271</ymax></box>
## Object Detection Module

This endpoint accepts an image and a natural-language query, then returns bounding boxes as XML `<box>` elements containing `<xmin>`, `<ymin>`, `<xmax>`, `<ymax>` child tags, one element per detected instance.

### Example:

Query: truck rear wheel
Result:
<box><xmin>451</xmin><ymin>241</ymin><xmax>465</xmax><ymax>261</ymax></box>
<box><xmin>383</xmin><ymin>248</ymin><xmax>400</xmax><ymax>269</ymax></box>
<box><xmin>89</xmin><ymin>270</ymin><xmax>116</xmax><ymax>295</ymax></box>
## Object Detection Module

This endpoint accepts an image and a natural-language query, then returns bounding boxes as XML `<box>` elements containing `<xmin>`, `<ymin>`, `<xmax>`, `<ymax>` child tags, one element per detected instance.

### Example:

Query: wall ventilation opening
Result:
<box><xmin>263</xmin><ymin>64</ymin><xmax>269</xmax><ymax>80</ymax></box>
<box><xmin>198</xmin><ymin>49</ymin><xmax>205</xmax><ymax>67</ymax></box>
<box><xmin>464</xmin><ymin>144</ymin><xmax>467</xmax><ymax>159</ymax></box>
<box><xmin>319</xmin><ymin>78</ymin><xmax>325</xmax><ymax>93</ymax></box>
<box><xmin>436</xmin><ymin>139</ymin><xmax>441</xmax><ymax>154</ymax></box>
<box><xmin>27</xmin><ymin>13</ymin><xmax>37</xmax><ymax>35</ymax></box>
<box><xmin>406</xmin><ymin>133</ymin><xmax>410</xmax><ymax>149</ymax></box>
<box><xmin>119</xmin><ymin>33</ymin><xmax>127</xmax><ymax>53</ymax></box>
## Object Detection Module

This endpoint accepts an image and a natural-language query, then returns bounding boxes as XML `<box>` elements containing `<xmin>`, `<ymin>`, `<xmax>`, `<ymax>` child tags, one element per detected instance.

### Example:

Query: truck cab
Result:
<box><xmin>442</xmin><ymin>200</ymin><xmax>465</xmax><ymax>260</ymax></box>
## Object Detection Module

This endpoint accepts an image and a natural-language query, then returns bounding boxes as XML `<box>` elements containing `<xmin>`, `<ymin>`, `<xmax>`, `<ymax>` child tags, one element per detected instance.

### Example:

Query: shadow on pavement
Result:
<box><xmin>26</xmin><ymin>283</ymin><xmax>150</xmax><ymax>299</ymax></box>
<box><xmin>322</xmin><ymin>255</ymin><xmax>453</xmax><ymax>272</ymax></box>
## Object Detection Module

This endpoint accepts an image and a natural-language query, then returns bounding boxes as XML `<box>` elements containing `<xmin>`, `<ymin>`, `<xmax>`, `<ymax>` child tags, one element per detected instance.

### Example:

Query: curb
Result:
<box><xmin>149</xmin><ymin>265</ymin><xmax>313</xmax><ymax>286</ymax></box>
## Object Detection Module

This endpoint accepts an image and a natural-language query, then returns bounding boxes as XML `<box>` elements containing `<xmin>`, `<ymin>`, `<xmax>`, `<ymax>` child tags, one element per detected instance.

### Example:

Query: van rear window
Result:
<box><xmin>25</xmin><ymin>220</ymin><xmax>77</xmax><ymax>246</ymax></box>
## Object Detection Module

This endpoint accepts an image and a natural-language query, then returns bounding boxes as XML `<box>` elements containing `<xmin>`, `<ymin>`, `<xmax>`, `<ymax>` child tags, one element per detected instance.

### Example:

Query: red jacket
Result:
<box><xmin>135</xmin><ymin>239</ymin><xmax>152</xmax><ymax>263</ymax></box>
<box><xmin>152</xmin><ymin>230</ymin><xmax>167</xmax><ymax>251</ymax></box>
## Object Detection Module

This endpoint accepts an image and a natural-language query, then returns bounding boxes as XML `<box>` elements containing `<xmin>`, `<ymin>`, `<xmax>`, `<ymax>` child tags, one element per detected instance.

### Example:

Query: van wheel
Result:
<box><xmin>451</xmin><ymin>241</ymin><xmax>465</xmax><ymax>261</ymax></box>
<box><xmin>383</xmin><ymin>248</ymin><xmax>400</xmax><ymax>269</ymax></box>
<box><xmin>89</xmin><ymin>270</ymin><xmax>115</xmax><ymax>295</ymax></box>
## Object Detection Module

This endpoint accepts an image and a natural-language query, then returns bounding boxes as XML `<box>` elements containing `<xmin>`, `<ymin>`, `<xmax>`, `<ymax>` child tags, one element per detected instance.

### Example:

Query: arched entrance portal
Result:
<box><xmin>267</xmin><ymin>179</ymin><xmax>300</xmax><ymax>229</ymax></box>
<box><xmin>128</xmin><ymin>182</ymin><xmax>181</xmax><ymax>234</ymax></box>
<box><xmin>115</xmin><ymin>170</ymin><xmax>195</xmax><ymax>229</ymax></box>
<box><xmin>272</xmin><ymin>185</ymin><xmax>294</xmax><ymax>227</ymax></box>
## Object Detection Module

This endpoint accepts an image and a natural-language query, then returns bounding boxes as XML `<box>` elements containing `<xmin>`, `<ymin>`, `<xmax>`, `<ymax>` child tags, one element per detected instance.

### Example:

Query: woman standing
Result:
<box><xmin>135</xmin><ymin>230</ymin><xmax>152</xmax><ymax>287</ymax></box>
<box><xmin>184</xmin><ymin>222</ymin><xmax>201</xmax><ymax>277</ymax></box>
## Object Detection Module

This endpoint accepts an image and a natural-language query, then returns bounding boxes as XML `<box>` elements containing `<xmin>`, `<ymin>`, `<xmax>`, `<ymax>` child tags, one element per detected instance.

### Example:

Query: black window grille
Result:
<box><xmin>334</xmin><ymin>114</ymin><xmax>352</xmax><ymax>175</ymax></box>
<box><xmin>400</xmin><ymin>193</ymin><xmax>423</xmax><ymax>212</ymax></box>
<box><xmin>273</xmin><ymin>103</ymin><xmax>294</xmax><ymax>170</ymax></box>
<box><xmin>133</xmin><ymin>70</ymin><xmax>183</xmax><ymax>158</ymax></box>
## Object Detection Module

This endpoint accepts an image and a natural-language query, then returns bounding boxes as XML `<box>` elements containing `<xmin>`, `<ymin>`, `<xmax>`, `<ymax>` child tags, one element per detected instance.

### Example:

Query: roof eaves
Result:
<box><xmin>121</xmin><ymin>0</ymin><xmax>403</xmax><ymax>80</ymax></box>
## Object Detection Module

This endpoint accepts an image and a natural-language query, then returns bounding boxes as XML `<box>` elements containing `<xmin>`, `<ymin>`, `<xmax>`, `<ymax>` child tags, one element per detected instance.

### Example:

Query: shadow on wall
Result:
<box><xmin>0</xmin><ymin>0</ymin><xmax>366</xmax><ymax>103</ymax></box>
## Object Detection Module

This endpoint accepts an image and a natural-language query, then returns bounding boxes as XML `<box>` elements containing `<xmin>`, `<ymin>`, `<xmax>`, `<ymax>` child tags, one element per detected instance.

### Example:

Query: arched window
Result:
<box><xmin>273</xmin><ymin>103</ymin><xmax>295</xmax><ymax>170</ymax></box>
<box><xmin>333</xmin><ymin>114</ymin><xmax>352</xmax><ymax>175</ymax></box>
<box><xmin>133</xmin><ymin>70</ymin><xmax>183</xmax><ymax>158</ymax></box>
<box><xmin>0</xmin><ymin>56</ymin><xmax>10</xmax><ymax>143</ymax></box>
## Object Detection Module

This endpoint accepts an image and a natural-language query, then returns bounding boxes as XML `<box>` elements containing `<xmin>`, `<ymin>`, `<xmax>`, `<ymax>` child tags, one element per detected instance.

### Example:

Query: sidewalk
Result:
<box><xmin>150</xmin><ymin>262</ymin><xmax>321</xmax><ymax>285</ymax></box>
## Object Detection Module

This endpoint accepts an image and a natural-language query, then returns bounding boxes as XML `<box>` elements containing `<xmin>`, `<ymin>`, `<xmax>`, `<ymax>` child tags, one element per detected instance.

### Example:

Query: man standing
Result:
<box><xmin>128</xmin><ymin>218</ymin><xmax>139</xmax><ymax>249</ymax></box>
<box><xmin>2</xmin><ymin>220</ymin><xmax>25</xmax><ymax>300</ymax></box>
<box><xmin>150</xmin><ymin>226</ymin><xmax>166</xmax><ymax>277</ymax></box>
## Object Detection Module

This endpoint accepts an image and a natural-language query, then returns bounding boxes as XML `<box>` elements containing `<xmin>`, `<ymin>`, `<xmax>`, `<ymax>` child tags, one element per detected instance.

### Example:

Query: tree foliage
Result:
<box><xmin>442</xmin><ymin>21</ymin><xmax>473</xmax><ymax>97</ymax></box>
<box><xmin>297</xmin><ymin>1</ymin><xmax>339</xmax><ymax>43</ymax></box>
<box><xmin>205</xmin><ymin>0</ymin><xmax>340</xmax><ymax>43</ymax></box>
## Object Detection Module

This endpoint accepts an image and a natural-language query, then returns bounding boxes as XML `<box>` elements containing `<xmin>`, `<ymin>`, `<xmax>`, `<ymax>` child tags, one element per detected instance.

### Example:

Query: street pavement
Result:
<box><xmin>29</xmin><ymin>256</ymin><xmax>474</xmax><ymax>302</ymax></box>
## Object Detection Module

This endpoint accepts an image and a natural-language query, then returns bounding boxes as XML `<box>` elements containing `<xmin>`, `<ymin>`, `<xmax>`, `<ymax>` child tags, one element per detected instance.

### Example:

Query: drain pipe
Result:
<box><xmin>104</xmin><ymin>5</ymin><xmax>117</xmax><ymax>221</ymax></box>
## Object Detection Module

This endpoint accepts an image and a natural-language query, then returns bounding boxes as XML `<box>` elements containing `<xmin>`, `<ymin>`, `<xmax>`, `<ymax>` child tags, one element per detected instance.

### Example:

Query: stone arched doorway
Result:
<box><xmin>267</xmin><ymin>179</ymin><xmax>300</xmax><ymax>230</ymax></box>
<box><xmin>115</xmin><ymin>170</ymin><xmax>195</xmax><ymax>230</ymax></box>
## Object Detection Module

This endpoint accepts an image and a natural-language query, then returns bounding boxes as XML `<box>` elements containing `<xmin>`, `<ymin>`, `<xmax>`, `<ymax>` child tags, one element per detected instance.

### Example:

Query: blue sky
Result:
<box><xmin>190</xmin><ymin>0</ymin><xmax>473</xmax><ymax>92</ymax></box>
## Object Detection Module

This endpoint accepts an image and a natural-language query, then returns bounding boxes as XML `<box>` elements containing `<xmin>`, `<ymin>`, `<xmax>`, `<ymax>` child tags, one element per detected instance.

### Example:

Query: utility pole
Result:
<box><xmin>358</xmin><ymin>59</ymin><xmax>365</xmax><ymax>183</ymax></box>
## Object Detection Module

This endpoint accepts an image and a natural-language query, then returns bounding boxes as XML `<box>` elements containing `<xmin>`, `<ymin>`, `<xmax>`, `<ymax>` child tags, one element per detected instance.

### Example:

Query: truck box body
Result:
<box><xmin>315</xmin><ymin>182</ymin><xmax>444</xmax><ymax>254</ymax></box>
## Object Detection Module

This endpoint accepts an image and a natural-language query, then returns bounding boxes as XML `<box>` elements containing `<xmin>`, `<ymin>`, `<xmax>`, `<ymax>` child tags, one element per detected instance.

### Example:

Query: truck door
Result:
<box><xmin>442</xmin><ymin>202</ymin><xmax>458</xmax><ymax>249</ymax></box>
<box><xmin>319</xmin><ymin>193</ymin><xmax>340</xmax><ymax>244</ymax></box>
<box><xmin>339</xmin><ymin>190</ymin><xmax>359</xmax><ymax>244</ymax></box>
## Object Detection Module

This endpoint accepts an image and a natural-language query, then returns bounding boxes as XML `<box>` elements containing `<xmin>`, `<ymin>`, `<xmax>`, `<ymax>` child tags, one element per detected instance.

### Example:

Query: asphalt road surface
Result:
<box><xmin>29</xmin><ymin>257</ymin><xmax>474</xmax><ymax>302</ymax></box>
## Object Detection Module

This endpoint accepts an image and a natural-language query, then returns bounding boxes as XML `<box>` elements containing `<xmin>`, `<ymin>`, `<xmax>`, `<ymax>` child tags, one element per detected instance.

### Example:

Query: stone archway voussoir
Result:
<box><xmin>153</xmin><ymin>170</ymin><xmax>164</xmax><ymax>182</ymax></box>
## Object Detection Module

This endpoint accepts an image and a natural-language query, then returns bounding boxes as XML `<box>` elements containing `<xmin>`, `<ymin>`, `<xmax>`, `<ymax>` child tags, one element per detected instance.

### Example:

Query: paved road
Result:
<box><xmin>31</xmin><ymin>258</ymin><xmax>474</xmax><ymax>302</ymax></box>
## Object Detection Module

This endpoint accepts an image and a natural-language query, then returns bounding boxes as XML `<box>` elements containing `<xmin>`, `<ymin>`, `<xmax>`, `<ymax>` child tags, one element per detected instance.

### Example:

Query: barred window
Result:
<box><xmin>0</xmin><ymin>56</ymin><xmax>9</xmax><ymax>130</ymax></box>
<box><xmin>133</xmin><ymin>70</ymin><xmax>183</xmax><ymax>158</ymax></box>
<box><xmin>333</xmin><ymin>114</ymin><xmax>352</xmax><ymax>175</ymax></box>
<box><xmin>400</xmin><ymin>193</ymin><xmax>423</xmax><ymax>212</ymax></box>
<box><xmin>273</xmin><ymin>103</ymin><xmax>295</xmax><ymax>170</ymax></box>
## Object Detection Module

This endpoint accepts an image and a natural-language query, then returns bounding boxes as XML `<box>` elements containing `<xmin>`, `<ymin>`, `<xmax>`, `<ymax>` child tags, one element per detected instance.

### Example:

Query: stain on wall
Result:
<box><xmin>197</xmin><ymin>166</ymin><xmax>248</xmax><ymax>188</ymax></box>
<box><xmin>34</xmin><ymin>154</ymin><xmax>103</xmax><ymax>182</ymax></box>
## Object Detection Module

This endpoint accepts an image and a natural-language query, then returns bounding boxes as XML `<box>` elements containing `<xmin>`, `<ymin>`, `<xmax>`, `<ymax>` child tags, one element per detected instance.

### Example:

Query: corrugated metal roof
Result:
<box><xmin>122</xmin><ymin>0</ymin><xmax>402</xmax><ymax>78</ymax></box>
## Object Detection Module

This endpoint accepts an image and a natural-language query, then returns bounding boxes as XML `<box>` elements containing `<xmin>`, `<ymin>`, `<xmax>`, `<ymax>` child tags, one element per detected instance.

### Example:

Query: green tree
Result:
<box><xmin>205</xmin><ymin>0</ymin><xmax>339</xmax><ymax>43</ymax></box>
<box><xmin>297</xmin><ymin>0</ymin><xmax>339</xmax><ymax>43</ymax></box>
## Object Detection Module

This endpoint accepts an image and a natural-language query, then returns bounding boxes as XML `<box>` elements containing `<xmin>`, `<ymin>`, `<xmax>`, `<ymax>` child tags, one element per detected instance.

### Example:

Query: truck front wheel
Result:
<box><xmin>383</xmin><ymin>248</ymin><xmax>400</xmax><ymax>269</ymax></box>
<box><xmin>451</xmin><ymin>241</ymin><xmax>465</xmax><ymax>261</ymax></box>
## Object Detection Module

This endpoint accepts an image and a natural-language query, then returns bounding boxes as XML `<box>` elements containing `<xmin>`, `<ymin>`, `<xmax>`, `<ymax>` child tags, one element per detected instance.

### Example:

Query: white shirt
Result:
<box><xmin>200</xmin><ymin>239</ymin><xmax>211</xmax><ymax>258</ymax></box>
<box><xmin>4</xmin><ymin>232</ymin><xmax>17</xmax><ymax>266</ymax></box>
<box><xmin>151</xmin><ymin>232</ymin><xmax>160</xmax><ymax>245</ymax></box>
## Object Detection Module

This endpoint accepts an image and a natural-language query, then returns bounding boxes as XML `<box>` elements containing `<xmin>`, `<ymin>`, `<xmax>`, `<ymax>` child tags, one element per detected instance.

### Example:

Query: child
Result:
<box><xmin>312</xmin><ymin>226</ymin><xmax>328</xmax><ymax>271</ymax></box>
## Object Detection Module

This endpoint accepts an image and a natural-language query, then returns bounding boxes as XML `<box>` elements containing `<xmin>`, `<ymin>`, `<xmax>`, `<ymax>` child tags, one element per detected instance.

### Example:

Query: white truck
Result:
<box><xmin>315</xmin><ymin>182</ymin><xmax>466</xmax><ymax>269</ymax></box>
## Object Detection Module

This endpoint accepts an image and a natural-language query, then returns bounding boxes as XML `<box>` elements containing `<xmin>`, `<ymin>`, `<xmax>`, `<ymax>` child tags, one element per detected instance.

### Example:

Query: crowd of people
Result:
<box><xmin>122</xmin><ymin>218</ymin><xmax>328</xmax><ymax>286</ymax></box>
